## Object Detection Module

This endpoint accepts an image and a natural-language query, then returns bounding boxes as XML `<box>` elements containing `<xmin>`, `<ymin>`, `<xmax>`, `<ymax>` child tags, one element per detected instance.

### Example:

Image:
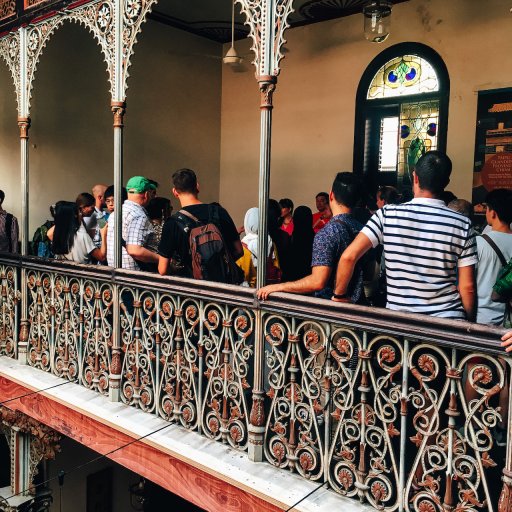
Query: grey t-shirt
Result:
<box><xmin>476</xmin><ymin>230</ymin><xmax>512</xmax><ymax>325</ymax></box>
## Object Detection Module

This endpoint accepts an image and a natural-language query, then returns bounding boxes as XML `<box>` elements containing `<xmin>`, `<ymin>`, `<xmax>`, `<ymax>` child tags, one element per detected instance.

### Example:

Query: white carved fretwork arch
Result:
<box><xmin>236</xmin><ymin>0</ymin><xmax>294</xmax><ymax>79</ymax></box>
<box><xmin>24</xmin><ymin>0</ymin><xmax>117</xmax><ymax>110</ymax></box>
<box><xmin>0</xmin><ymin>32</ymin><xmax>21</xmax><ymax>116</ymax></box>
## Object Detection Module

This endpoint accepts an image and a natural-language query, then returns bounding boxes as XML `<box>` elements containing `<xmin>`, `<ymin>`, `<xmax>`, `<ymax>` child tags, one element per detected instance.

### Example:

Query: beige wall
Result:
<box><xmin>0</xmin><ymin>19</ymin><xmax>222</xmax><ymax>234</ymax></box>
<box><xmin>0</xmin><ymin>60</ymin><xmax>21</xmax><ymax>220</ymax></box>
<box><xmin>219</xmin><ymin>0</ymin><xmax>512</xmax><ymax>226</ymax></box>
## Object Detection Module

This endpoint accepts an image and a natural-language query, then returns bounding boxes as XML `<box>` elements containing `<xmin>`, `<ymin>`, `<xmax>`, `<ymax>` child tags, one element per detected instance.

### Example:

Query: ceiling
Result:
<box><xmin>149</xmin><ymin>0</ymin><xmax>409</xmax><ymax>44</ymax></box>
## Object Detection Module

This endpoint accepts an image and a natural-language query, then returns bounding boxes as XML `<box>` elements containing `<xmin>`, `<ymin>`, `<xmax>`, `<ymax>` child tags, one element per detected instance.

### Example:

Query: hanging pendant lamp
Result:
<box><xmin>363</xmin><ymin>0</ymin><xmax>392</xmax><ymax>43</ymax></box>
<box><xmin>223</xmin><ymin>0</ymin><xmax>243</xmax><ymax>65</ymax></box>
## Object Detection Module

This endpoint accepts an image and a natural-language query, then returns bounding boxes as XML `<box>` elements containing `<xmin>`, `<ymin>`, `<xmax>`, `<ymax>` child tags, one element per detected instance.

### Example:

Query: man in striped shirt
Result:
<box><xmin>333</xmin><ymin>151</ymin><xmax>477</xmax><ymax>320</ymax></box>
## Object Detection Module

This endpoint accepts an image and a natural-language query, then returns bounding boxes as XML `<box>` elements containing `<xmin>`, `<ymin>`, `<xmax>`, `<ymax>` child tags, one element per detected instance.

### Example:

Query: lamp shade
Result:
<box><xmin>223</xmin><ymin>45</ymin><xmax>242</xmax><ymax>65</ymax></box>
<box><xmin>363</xmin><ymin>0</ymin><xmax>392</xmax><ymax>43</ymax></box>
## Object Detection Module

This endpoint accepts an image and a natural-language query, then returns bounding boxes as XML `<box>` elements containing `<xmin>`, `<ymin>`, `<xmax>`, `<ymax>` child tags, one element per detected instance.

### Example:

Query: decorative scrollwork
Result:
<box><xmin>81</xmin><ymin>282</ymin><xmax>113</xmax><ymax>395</ymax></box>
<box><xmin>26</xmin><ymin>270</ymin><xmax>113</xmax><ymax>394</ymax></box>
<box><xmin>120</xmin><ymin>288</ymin><xmax>157</xmax><ymax>413</ymax></box>
<box><xmin>158</xmin><ymin>296</ymin><xmax>200</xmax><ymax>429</ymax></box>
<box><xmin>328</xmin><ymin>332</ymin><xmax>401</xmax><ymax>509</ymax></box>
<box><xmin>0</xmin><ymin>32</ymin><xmax>21</xmax><ymax>115</ymax></box>
<box><xmin>27</xmin><ymin>271</ymin><xmax>53</xmax><ymax>373</ymax></box>
<box><xmin>264</xmin><ymin>316</ymin><xmax>325</xmax><ymax>480</ymax></box>
<box><xmin>406</xmin><ymin>346</ymin><xmax>505</xmax><ymax>512</ymax></box>
<box><xmin>201</xmin><ymin>304</ymin><xmax>253</xmax><ymax>449</ymax></box>
<box><xmin>0</xmin><ymin>265</ymin><xmax>19</xmax><ymax>358</ymax></box>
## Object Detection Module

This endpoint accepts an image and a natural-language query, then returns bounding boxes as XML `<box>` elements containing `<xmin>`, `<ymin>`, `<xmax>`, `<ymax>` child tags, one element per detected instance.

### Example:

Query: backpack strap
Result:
<box><xmin>481</xmin><ymin>234</ymin><xmax>507</xmax><ymax>267</ymax></box>
<box><xmin>5</xmin><ymin>213</ymin><xmax>13</xmax><ymax>253</ymax></box>
<box><xmin>179</xmin><ymin>209</ymin><xmax>200</xmax><ymax>224</ymax></box>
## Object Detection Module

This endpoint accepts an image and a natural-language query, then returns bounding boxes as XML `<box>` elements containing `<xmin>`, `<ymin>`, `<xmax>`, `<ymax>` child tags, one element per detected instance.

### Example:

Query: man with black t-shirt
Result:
<box><xmin>158</xmin><ymin>169</ymin><xmax>242</xmax><ymax>277</ymax></box>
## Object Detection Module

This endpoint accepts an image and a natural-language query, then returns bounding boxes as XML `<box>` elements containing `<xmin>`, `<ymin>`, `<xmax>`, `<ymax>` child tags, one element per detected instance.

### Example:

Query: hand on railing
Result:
<box><xmin>501</xmin><ymin>331</ymin><xmax>512</xmax><ymax>352</ymax></box>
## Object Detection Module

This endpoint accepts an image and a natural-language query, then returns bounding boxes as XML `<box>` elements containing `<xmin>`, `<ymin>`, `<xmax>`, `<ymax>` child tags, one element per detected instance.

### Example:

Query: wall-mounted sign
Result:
<box><xmin>473</xmin><ymin>88</ymin><xmax>512</xmax><ymax>227</ymax></box>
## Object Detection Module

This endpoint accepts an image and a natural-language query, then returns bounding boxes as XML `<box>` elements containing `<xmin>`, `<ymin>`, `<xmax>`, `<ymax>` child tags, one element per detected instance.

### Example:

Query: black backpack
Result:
<box><xmin>174</xmin><ymin>205</ymin><xmax>243</xmax><ymax>285</ymax></box>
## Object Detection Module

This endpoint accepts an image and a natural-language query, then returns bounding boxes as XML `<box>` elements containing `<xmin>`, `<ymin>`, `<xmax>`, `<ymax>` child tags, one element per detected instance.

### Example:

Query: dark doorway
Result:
<box><xmin>0</xmin><ymin>433</ymin><xmax>10</xmax><ymax>488</ymax></box>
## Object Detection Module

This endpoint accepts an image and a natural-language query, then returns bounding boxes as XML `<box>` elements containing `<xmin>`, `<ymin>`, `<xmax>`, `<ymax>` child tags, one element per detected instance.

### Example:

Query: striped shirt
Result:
<box><xmin>362</xmin><ymin>198</ymin><xmax>477</xmax><ymax>319</ymax></box>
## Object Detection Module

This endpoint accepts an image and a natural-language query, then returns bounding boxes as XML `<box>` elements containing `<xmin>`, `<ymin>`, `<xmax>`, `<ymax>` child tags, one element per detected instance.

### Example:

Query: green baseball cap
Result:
<box><xmin>126</xmin><ymin>176</ymin><xmax>152</xmax><ymax>193</ymax></box>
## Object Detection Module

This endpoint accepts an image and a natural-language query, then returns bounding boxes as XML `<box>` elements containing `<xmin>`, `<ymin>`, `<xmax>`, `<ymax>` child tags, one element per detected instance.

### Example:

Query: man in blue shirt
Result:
<box><xmin>257</xmin><ymin>172</ymin><xmax>365</xmax><ymax>302</ymax></box>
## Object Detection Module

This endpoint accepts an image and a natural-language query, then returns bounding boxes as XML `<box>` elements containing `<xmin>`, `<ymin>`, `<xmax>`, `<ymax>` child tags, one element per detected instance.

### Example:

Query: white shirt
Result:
<box><xmin>476</xmin><ymin>231</ymin><xmax>512</xmax><ymax>325</ymax></box>
<box><xmin>362</xmin><ymin>198</ymin><xmax>477</xmax><ymax>319</ymax></box>
<box><xmin>54</xmin><ymin>225</ymin><xmax>96</xmax><ymax>264</ymax></box>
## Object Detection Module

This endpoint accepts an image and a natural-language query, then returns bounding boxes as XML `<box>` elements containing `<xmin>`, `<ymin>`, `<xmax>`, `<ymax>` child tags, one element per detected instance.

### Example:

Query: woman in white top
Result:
<box><xmin>52</xmin><ymin>201</ymin><xmax>106</xmax><ymax>264</ymax></box>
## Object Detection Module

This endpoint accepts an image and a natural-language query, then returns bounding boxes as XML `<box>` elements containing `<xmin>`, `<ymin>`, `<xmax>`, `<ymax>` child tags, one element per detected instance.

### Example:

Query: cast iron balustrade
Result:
<box><xmin>0</xmin><ymin>253</ymin><xmax>509</xmax><ymax>512</ymax></box>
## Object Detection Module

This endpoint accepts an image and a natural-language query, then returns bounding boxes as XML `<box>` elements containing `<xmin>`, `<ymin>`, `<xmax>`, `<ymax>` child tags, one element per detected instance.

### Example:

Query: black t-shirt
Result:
<box><xmin>158</xmin><ymin>203</ymin><xmax>240</xmax><ymax>275</ymax></box>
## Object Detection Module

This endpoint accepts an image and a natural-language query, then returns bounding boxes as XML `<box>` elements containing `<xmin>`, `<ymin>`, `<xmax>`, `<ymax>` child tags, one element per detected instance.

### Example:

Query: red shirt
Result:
<box><xmin>313</xmin><ymin>212</ymin><xmax>331</xmax><ymax>233</ymax></box>
<box><xmin>280</xmin><ymin>219</ymin><xmax>294</xmax><ymax>236</ymax></box>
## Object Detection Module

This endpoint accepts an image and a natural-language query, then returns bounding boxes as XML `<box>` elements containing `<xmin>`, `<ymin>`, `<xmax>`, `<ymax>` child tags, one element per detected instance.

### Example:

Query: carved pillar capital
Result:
<box><xmin>17</xmin><ymin>117</ymin><xmax>31</xmax><ymax>139</ymax></box>
<box><xmin>111</xmin><ymin>101</ymin><xmax>126</xmax><ymax>128</ymax></box>
<box><xmin>258</xmin><ymin>75</ymin><xmax>277</xmax><ymax>110</ymax></box>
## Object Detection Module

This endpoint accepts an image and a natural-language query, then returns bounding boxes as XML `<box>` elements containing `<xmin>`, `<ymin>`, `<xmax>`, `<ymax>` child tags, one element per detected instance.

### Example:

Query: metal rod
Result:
<box><xmin>398</xmin><ymin>339</ymin><xmax>410</xmax><ymax>512</ymax></box>
<box><xmin>17</xmin><ymin>27</ymin><xmax>30</xmax><ymax>364</ymax></box>
<box><xmin>255</xmin><ymin>83</ymin><xmax>274</xmax><ymax>290</ymax></box>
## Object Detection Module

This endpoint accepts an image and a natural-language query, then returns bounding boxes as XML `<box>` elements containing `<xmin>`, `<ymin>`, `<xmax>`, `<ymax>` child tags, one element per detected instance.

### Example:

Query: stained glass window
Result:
<box><xmin>354</xmin><ymin>44</ymin><xmax>449</xmax><ymax>195</ymax></box>
<box><xmin>367</xmin><ymin>55</ymin><xmax>439</xmax><ymax>100</ymax></box>
<box><xmin>397</xmin><ymin>100</ymin><xmax>440</xmax><ymax>187</ymax></box>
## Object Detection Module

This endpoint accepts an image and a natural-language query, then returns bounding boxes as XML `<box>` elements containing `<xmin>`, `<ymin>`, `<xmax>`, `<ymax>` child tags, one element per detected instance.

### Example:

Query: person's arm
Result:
<box><xmin>158</xmin><ymin>255</ymin><xmax>170</xmax><ymax>276</ymax></box>
<box><xmin>126</xmin><ymin>244</ymin><xmax>159</xmax><ymax>263</ymax></box>
<box><xmin>458</xmin><ymin>264</ymin><xmax>476</xmax><ymax>322</ymax></box>
<box><xmin>257</xmin><ymin>266</ymin><xmax>331</xmax><ymax>300</ymax></box>
<box><xmin>231</xmin><ymin>239</ymin><xmax>243</xmax><ymax>261</ymax></box>
<box><xmin>333</xmin><ymin>232</ymin><xmax>373</xmax><ymax>301</ymax></box>
<box><xmin>90</xmin><ymin>224</ymin><xmax>108</xmax><ymax>262</ymax></box>
<box><xmin>501</xmin><ymin>331</ymin><xmax>512</xmax><ymax>352</ymax></box>
<box><xmin>11</xmin><ymin>217</ymin><xmax>19</xmax><ymax>254</ymax></box>
<box><xmin>219</xmin><ymin>207</ymin><xmax>243</xmax><ymax>260</ymax></box>
<box><xmin>47</xmin><ymin>225</ymin><xmax>55</xmax><ymax>242</ymax></box>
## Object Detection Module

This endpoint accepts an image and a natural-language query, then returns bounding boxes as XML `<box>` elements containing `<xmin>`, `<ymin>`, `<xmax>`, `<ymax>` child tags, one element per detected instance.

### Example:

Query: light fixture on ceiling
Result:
<box><xmin>223</xmin><ymin>0</ymin><xmax>242</xmax><ymax>65</ymax></box>
<box><xmin>363</xmin><ymin>0</ymin><xmax>392</xmax><ymax>43</ymax></box>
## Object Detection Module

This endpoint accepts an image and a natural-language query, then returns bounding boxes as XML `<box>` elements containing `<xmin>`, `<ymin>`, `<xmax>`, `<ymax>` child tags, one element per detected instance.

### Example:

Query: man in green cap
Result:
<box><xmin>106</xmin><ymin>176</ymin><xmax>159</xmax><ymax>270</ymax></box>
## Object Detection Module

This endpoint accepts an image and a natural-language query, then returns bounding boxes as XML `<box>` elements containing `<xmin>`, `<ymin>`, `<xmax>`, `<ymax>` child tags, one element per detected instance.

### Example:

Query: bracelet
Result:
<box><xmin>332</xmin><ymin>293</ymin><xmax>348</xmax><ymax>300</ymax></box>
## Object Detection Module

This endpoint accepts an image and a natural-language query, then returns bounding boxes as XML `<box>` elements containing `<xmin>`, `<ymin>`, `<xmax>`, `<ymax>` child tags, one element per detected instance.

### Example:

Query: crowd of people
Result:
<box><xmin>2</xmin><ymin>151</ymin><xmax>512</xmax><ymax>341</ymax></box>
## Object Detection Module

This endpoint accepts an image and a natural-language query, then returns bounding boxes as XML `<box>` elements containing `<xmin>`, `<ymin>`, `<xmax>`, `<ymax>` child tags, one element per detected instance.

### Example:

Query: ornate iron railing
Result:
<box><xmin>0</xmin><ymin>261</ymin><xmax>19</xmax><ymax>358</ymax></box>
<box><xmin>0</xmin><ymin>253</ymin><xmax>509</xmax><ymax>512</ymax></box>
<box><xmin>261</xmin><ymin>296</ymin><xmax>509</xmax><ymax>512</ymax></box>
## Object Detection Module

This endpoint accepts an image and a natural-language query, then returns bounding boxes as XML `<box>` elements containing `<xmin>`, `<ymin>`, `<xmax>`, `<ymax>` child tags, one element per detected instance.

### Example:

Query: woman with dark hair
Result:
<box><xmin>288</xmin><ymin>206</ymin><xmax>314</xmax><ymax>281</ymax></box>
<box><xmin>52</xmin><ymin>201</ymin><xmax>106</xmax><ymax>264</ymax></box>
<box><xmin>278</xmin><ymin>198</ymin><xmax>294</xmax><ymax>235</ymax></box>
<box><xmin>268</xmin><ymin>199</ymin><xmax>291</xmax><ymax>281</ymax></box>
